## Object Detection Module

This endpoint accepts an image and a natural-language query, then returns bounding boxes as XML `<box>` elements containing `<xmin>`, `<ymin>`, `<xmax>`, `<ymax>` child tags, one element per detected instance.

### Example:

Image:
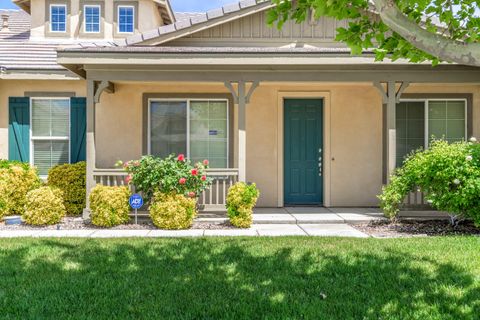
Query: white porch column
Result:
<box><xmin>224</xmin><ymin>81</ymin><xmax>259</xmax><ymax>183</ymax></box>
<box><xmin>374</xmin><ymin>81</ymin><xmax>410</xmax><ymax>183</ymax></box>
<box><xmin>84</xmin><ymin>79</ymin><xmax>96</xmax><ymax>218</ymax></box>
<box><xmin>237</xmin><ymin>81</ymin><xmax>247</xmax><ymax>182</ymax></box>
<box><xmin>386</xmin><ymin>81</ymin><xmax>396</xmax><ymax>179</ymax></box>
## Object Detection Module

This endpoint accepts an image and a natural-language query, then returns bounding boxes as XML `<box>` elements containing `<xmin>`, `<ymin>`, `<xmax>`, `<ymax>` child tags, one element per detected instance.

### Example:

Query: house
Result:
<box><xmin>1</xmin><ymin>0</ymin><xmax>479</xmax><ymax>216</ymax></box>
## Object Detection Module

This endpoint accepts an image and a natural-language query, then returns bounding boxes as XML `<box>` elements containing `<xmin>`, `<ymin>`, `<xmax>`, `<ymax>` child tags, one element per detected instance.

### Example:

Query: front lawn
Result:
<box><xmin>0</xmin><ymin>237</ymin><xmax>479</xmax><ymax>319</ymax></box>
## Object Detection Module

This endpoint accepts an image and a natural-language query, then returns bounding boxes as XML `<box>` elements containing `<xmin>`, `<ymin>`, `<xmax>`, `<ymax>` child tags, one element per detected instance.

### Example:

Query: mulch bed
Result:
<box><xmin>0</xmin><ymin>217</ymin><xmax>234</xmax><ymax>231</ymax></box>
<box><xmin>354</xmin><ymin>220</ymin><xmax>480</xmax><ymax>238</ymax></box>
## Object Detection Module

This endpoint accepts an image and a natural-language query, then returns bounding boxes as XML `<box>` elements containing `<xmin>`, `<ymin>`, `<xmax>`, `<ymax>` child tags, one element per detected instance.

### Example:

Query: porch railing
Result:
<box><xmin>92</xmin><ymin>168</ymin><xmax>239</xmax><ymax>212</ymax></box>
<box><xmin>402</xmin><ymin>189</ymin><xmax>431</xmax><ymax>210</ymax></box>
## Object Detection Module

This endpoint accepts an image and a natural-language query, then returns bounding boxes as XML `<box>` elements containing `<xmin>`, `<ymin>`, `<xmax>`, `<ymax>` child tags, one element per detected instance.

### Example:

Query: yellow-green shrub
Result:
<box><xmin>48</xmin><ymin>162</ymin><xmax>86</xmax><ymax>216</ymax></box>
<box><xmin>89</xmin><ymin>185</ymin><xmax>130</xmax><ymax>227</ymax></box>
<box><xmin>23</xmin><ymin>186</ymin><xmax>66</xmax><ymax>225</ymax></box>
<box><xmin>226</xmin><ymin>182</ymin><xmax>260</xmax><ymax>228</ymax></box>
<box><xmin>0</xmin><ymin>160</ymin><xmax>40</xmax><ymax>218</ymax></box>
<box><xmin>149</xmin><ymin>192</ymin><xmax>197</xmax><ymax>230</ymax></box>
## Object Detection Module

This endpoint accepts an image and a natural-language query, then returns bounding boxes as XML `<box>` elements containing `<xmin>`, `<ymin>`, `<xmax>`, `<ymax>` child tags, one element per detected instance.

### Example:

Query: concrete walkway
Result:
<box><xmin>197</xmin><ymin>207</ymin><xmax>449</xmax><ymax>225</ymax></box>
<box><xmin>197</xmin><ymin>207</ymin><xmax>386</xmax><ymax>225</ymax></box>
<box><xmin>0</xmin><ymin>224</ymin><xmax>369</xmax><ymax>238</ymax></box>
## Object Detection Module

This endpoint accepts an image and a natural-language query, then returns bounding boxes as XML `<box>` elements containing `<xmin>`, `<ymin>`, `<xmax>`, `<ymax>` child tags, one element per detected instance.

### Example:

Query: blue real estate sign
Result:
<box><xmin>129</xmin><ymin>194</ymin><xmax>143</xmax><ymax>209</ymax></box>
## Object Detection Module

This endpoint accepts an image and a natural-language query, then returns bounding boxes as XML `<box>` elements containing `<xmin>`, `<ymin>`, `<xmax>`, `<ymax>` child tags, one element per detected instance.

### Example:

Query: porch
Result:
<box><xmin>63</xmin><ymin>52</ymin><xmax>480</xmax><ymax>216</ymax></box>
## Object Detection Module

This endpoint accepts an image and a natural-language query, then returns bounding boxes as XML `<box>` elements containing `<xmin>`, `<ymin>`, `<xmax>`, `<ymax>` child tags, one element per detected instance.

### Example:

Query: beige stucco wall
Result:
<box><xmin>1</xmin><ymin>79</ymin><xmax>479</xmax><ymax>207</ymax></box>
<box><xmin>0</xmin><ymin>79</ymin><xmax>86</xmax><ymax>159</ymax></box>
<box><xmin>93</xmin><ymin>82</ymin><xmax>384</xmax><ymax>207</ymax></box>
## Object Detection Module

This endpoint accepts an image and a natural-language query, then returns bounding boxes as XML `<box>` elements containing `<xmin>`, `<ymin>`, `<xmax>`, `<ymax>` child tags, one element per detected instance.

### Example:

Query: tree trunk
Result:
<box><xmin>374</xmin><ymin>0</ymin><xmax>480</xmax><ymax>67</ymax></box>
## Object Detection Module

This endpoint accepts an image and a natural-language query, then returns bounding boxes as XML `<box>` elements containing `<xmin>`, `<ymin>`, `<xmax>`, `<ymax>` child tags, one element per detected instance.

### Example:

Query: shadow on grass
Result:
<box><xmin>0</xmin><ymin>238</ymin><xmax>478</xmax><ymax>319</ymax></box>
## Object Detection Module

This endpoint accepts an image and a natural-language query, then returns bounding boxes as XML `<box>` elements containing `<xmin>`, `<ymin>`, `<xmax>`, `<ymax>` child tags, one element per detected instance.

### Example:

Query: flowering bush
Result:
<box><xmin>0</xmin><ymin>160</ymin><xmax>41</xmax><ymax>218</ymax></box>
<box><xmin>116</xmin><ymin>154</ymin><xmax>211</xmax><ymax>201</ymax></box>
<box><xmin>379</xmin><ymin>138</ymin><xmax>480</xmax><ymax>226</ymax></box>
<box><xmin>48</xmin><ymin>162</ymin><xmax>86</xmax><ymax>216</ymax></box>
<box><xmin>23</xmin><ymin>186</ymin><xmax>66</xmax><ymax>225</ymax></box>
<box><xmin>226</xmin><ymin>182</ymin><xmax>260</xmax><ymax>228</ymax></box>
<box><xmin>89</xmin><ymin>185</ymin><xmax>130</xmax><ymax>227</ymax></box>
<box><xmin>149</xmin><ymin>192</ymin><xmax>197</xmax><ymax>229</ymax></box>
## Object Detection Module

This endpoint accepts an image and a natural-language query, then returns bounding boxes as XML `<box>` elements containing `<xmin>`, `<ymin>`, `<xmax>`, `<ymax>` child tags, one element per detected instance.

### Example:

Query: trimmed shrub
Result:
<box><xmin>89</xmin><ymin>185</ymin><xmax>130</xmax><ymax>227</ymax></box>
<box><xmin>48</xmin><ymin>162</ymin><xmax>86</xmax><ymax>216</ymax></box>
<box><xmin>226</xmin><ymin>182</ymin><xmax>260</xmax><ymax>228</ymax></box>
<box><xmin>0</xmin><ymin>160</ymin><xmax>41</xmax><ymax>218</ymax></box>
<box><xmin>23</xmin><ymin>186</ymin><xmax>66</xmax><ymax>225</ymax></box>
<box><xmin>149</xmin><ymin>192</ymin><xmax>197</xmax><ymax>230</ymax></box>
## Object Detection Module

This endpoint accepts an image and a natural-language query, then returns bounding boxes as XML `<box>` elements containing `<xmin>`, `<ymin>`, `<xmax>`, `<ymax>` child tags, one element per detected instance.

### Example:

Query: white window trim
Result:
<box><xmin>83</xmin><ymin>4</ymin><xmax>101</xmax><ymax>34</ymax></box>
<box><xmin>30</xmin><ymin>97</ymin><xmax>71</xmax><ymax>178</ymax></box>
<box><xmin>117</xmin><ymin>5</ymin><xmax>135</xmax><ymax>34</ymax></box>
<box><xmin>147</xmin><ymin>98</ymin><xmax>230</xmax><ymax>167</ymax></box>
<box><xmin>398</xmin><ymin>98</ymin><xmax>468</xmax><ymax>150</ymax></box>
<box><xmin>49</xmin><ymin>4</ymin><xmax>67</xmax><ymax>33</ymax></box>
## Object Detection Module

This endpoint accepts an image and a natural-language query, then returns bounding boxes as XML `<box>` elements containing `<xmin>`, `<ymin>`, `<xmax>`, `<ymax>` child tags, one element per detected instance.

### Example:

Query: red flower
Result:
<box><xmin>188</xmin><ymin>192</ymin><xmax>196</xmax><ymax>198</ymax></box>
<box><xmin>203</xmin><ymin>159</ymin><xmax>209</xmax><ymax>166</ymax></box>
<box><xmin>191</xmin><ymin>169</ymin><xmax>198</xmax><ymax>176</ymax></box>
<box><xmin>125</xmin><ymin>175</ymin><xmax>132</xmax><ymax>184</ymax></box>
<box><xmin>201</xmin><ymin>175</ymin><xmax>207</xmax><ymax>181</ymax></box>
<box><xmin>177</xmin><ymin>154</ymin><xmax>185</xmax><ymax>162</ymax></box>
<box><xmin>179</xmin><ymin>177</ymin><xmax>187</xmax><ymax>185</ymax></box>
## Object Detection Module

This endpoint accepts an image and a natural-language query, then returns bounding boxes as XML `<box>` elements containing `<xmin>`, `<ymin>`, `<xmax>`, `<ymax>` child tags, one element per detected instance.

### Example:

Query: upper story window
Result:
<box><xmin>50</xmin><ymin>4</ymin><xmax>67</xmax><ymax>32</ymax></box>
<box><xmin>118</xmin><ymin>6</ymin><xmax>134</xmax><ymax>33</ymax></box>
<box><xmin>84</xmin><ymin>5</ymin><xmax>100</xmax><ymax>33</ymax></box>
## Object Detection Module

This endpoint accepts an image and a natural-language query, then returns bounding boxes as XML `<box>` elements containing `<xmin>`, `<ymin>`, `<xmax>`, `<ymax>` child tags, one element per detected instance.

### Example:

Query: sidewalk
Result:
<box><xmin>0</xmin><ymin>224</ymin><xmax>369</xmax><ymax>238</ymax></box>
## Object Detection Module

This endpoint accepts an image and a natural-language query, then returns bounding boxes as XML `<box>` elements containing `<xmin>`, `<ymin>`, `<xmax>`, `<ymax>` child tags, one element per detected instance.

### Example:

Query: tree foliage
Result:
<box><xmin>268</xmin><ymin>0</ymin><xmax>480</xmax><ymax>66</ymax></box>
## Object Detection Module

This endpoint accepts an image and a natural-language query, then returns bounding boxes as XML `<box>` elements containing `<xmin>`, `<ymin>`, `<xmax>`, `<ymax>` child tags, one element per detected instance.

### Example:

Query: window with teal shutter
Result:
<box><xmin>8</xmin><ymin>97</ymin><xmax>30</xmax><ymax>162</ymax></box>
<box><xmin>70</xmin><ymin>97</ymin><xmax>86</xmax><ymax>163</ymax></box>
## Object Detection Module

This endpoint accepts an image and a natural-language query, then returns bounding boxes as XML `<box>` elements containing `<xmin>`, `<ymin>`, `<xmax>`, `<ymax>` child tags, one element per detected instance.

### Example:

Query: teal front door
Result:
<box><xmin>284</xmin><ymin>99</ymin><xmax>323</xmax><ymax>205</ymax></box>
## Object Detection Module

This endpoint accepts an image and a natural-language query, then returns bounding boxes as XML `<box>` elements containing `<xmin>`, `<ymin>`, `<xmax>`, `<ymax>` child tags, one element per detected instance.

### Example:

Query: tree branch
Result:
<box><xmin>373</xmin><ymin>0</ymin><xmax>480</xmax><ymax>66</ymax></box>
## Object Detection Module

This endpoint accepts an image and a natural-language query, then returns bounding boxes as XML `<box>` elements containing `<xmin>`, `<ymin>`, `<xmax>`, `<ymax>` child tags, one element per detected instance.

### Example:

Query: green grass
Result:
<box><xmin>0</xmin><ymin>237</ymin><xmax>479</xmax><ymax>320</ymax></box>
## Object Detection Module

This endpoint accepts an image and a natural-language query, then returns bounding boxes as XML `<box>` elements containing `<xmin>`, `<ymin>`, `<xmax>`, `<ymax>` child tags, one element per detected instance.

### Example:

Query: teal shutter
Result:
<box><xmin>70</xmin><ymin>97</ymin><xmax>86</xmax><ymax>163</ymax></box>
<box><xmin>8</xmin><ymin>97</ymin><xmax>30</xmax><ymax>162</ymax></box>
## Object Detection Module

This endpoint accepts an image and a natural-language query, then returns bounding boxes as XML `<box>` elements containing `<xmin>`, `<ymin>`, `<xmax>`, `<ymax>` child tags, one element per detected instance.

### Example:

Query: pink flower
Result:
<box><xmin>188</xmin><ymin>192</ymin><xmax>196</xmax><ymax>198</ymax></box>
<box><xmin>177</xmin><ymin>154</ymin><xmax>185</xmax><ymax>162</ymax></box>
<box><xmin>179</xmin><ymin>177</ymin><xmax>187</xmax><ymax>185</ymax></box>
<box><xmin>123</xmin><ymin>162</ymin><xmax>129</xmax><ymax>169</ymax></box>
<box><xmin>203</xmin><ymin>159</ymin><xmax>209</xmax><ymax>166</ymax></box>
<box><xmin>134</xmin><ymin>161</ymin><xmax>140</xmax><ymax>167</ymax></box>
<box><xmin>191</xmin><ymin>169</ymin><xmax>198</xmax><ymax>176</ymax></box>
<box><xmin>201</xmin><ymin>175</ymin><xmax>207</xmax><ymax>181</ymax></box>
<box><xmin>125</xmin><ymin>175</ymin><xmax>132</xmax><ymax>184</ymax></box>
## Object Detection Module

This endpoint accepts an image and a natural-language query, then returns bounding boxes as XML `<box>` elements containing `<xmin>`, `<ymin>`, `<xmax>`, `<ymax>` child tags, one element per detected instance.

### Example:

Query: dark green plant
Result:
<box><xmin>48</xmin><ymin>162</ymin><xmax>86</xmax><ymax>216</ymax></box>
<box><xmin>379</xmin><ymin>139</ymin><xmax>480</xmax><ymax>226</ymax></box>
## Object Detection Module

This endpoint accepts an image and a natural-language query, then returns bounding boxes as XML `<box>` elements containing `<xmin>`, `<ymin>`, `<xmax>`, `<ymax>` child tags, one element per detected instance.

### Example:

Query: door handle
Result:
<box><xmin>319</xmin><ymin>148</ymin><xmax>323</xmax><ymax>177</ymax></box>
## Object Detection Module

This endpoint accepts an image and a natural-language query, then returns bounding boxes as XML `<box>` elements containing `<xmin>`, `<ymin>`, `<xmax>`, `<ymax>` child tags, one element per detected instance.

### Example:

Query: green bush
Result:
<box><xmin>226</xmin><ymin>182</ymin><xmax>260</xmax><ymax>228</ymax></box>
<box><xmin>0</xmin><ymin>160</ymin><xmax>41</xmax><ymax>218</ymax></box>
<box><xmin>149</xmin><ymin>192</ymin><xmax>197</xmax><ymax>230</ymax></box>
<box><xmin>379</xmin><ymin>139</ymin><xmax>480</xmax><ymax>226</ymax></box>
<box><xmin>89</xmin><ymin>185</ymin><xmax>131</xmax><ymax>227</ymax></box>
<box><xmin>48</xmin><ymin>162</ymin><xmax>86</xmax><ymax>216</ymax></box>
<box><xmin>23</xmin><ymin>186</ymin><xmax>66</xmax><ymax>225</ymax></box>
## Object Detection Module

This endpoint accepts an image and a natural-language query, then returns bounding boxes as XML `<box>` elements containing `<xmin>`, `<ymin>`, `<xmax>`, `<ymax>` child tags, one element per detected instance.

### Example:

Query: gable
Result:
<box><xmin>166</xmin><ymin>10</ymin><xmax>348</xmax><ymax>48</ymax></box>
